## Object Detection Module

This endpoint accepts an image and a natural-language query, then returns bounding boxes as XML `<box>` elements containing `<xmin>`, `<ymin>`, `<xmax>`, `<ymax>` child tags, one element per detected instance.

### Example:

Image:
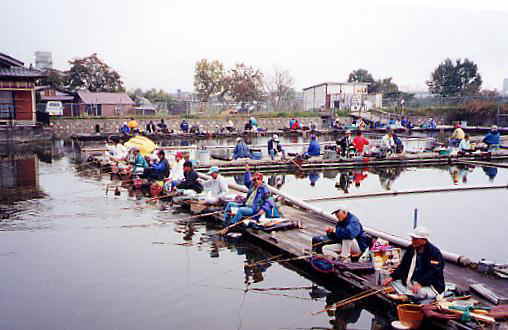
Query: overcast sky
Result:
<box><xmin>2</xmin><ymin>0</ymin><xmax>508</xmax><ymax>92</ymax></box>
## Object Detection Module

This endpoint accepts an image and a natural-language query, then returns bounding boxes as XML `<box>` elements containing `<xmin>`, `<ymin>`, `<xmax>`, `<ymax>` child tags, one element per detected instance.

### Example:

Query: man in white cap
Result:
<box><xmin>200</xmin><ymin>166</ymin><xmax>229</xmax><ymax>205</ymax></box>
<box><xmin>267</xmin><ymin>134</ymin><xmax>285</xmax><ymax>160</ymax></box>
<box><xmin>383</xmin><ymin>226</ymin><xmax>445</xmax><ymax>299</ymax></box>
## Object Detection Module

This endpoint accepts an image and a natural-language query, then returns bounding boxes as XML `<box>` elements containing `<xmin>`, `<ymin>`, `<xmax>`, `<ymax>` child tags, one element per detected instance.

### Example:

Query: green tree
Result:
<box><xmin>193</xmin><ymin>59</ymin><xmax>226</xmax><ymax>102</ymax></box>
<box><xmin>67</xmin><ymin>53</ymin><xmax>124</xmax><ymax>92</ymax></box>
<box><xmin>426</xmin><ymin>58</ymin><xmax>482</xmax><ymax>97</ymax></box>
<box><xmin>38</xmin><ymin>69</ymin><xmax>68</xmax><ymax>89</ymax></box>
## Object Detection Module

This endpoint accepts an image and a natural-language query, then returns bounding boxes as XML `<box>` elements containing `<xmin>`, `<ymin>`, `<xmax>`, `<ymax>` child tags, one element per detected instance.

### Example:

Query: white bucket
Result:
<box><xmin>196</xmin><ymin>149</ymin><xmax>211</xmax><ymax>165</ymax></box>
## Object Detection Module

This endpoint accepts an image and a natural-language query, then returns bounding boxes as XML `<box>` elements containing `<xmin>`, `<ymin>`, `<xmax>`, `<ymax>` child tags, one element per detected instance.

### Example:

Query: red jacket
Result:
<box><xmin>353</xmin><ymin>135</ymin><xmax>369</xmax><ymax>153</ymax></box>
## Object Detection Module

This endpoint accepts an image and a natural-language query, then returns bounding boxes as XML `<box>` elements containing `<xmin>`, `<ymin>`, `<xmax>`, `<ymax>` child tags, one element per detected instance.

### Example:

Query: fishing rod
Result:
<box><xmin>311</xmin><ymin>287</ymin><xmax>391</xmax><ymax>315</ymax></box>
<box><xmin>157</xmin><ymin>210</ymin><xmax>223</xmax><ymax>224</ymax></box>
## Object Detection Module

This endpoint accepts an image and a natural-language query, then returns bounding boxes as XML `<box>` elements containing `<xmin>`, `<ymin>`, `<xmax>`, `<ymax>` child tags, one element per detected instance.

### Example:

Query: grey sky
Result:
<box><xmin>2</xmin><ymin>0</ymin><xmax>507</xmax><ymax>92</ymax></box>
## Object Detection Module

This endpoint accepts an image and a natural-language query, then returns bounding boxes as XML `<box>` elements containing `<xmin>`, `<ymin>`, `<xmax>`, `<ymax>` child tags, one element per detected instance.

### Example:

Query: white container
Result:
<box><xmin>196</xmin><ymin>149</ymin><xmax>211</xmax><ymax>165</ymax></box>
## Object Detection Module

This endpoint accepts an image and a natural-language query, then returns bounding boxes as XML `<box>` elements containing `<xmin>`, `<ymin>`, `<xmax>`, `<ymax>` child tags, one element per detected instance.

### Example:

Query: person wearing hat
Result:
<box><xmin>304</xmin><ymin>134</ymin><xmax>321</xmax><ymax>158</ymax></box>
<box><xmin>169</xmin><ymin>152</ymin><xmax>185</xmax><ymax>181</ymax></box>
<box><xmin>337</xmin><ymin>130</ymin><xmax>354</xmax><ymax>157</ymax></box>
<box><xmin>200</xmin><ymin>166</ymin><xmax>229</xmax><ymax>204</ymax></box>
<box><xmin>223</xmin><ymin>164</ymin><xmax>278</xmax><ymax>226</ymax></box>
<box><xmin>119</xmin><ymin>122</ymin><xmax>130</xmax><ymax>136</ymax></box>
<box><xmin>311</xmin><ymin>209</ymin><xmax>371</xmax><ymax>262</ymax></box>
<box><xmin>267</xmin><ymin>134</ymin><xmax>285</xmax><ymax>160</ymax></box>
<box><xmin>483</xmin><ymin>125</ymin><xmax>501</xmax><ymax>151</ymax></box>
<box><xmin>383</xmin><ymin>226</ymin><xmax>445</xmax><ymax>299</ymax></box>
<box><xmin>233</xmin><ymin>137</ymin><xmax>252</xmax><ymax>160</ymax></box>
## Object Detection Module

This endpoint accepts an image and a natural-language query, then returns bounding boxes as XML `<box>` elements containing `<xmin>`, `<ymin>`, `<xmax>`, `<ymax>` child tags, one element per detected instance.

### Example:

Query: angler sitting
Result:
<box><xmin>232</xmin><ymin>137</ymin><xmax>252</xmax><ymax>160</ymax></box>
<box><xmin>337</xmin><ymin>130</ymin><xmax>354</xmax><ymax>157</ymax></box>
<box><xmin>130</xmin><ymin>147</ymin><xmax>148</xmax><ymax>175</ymax></box>
<box><xmin>458</xmin><ymin>135</ymin><xmax>475</xmax><ymax>154</ymax></box>
<box><xmin>199</xmin><ymin>166</ymin><xmax>229</xmax><ymax>205</ymax></box>
<box><xmin>304</xmin><ymin>134</ymin><xmax>321</xmax><ymax>159</ymax></box>
<box><xmin>383</xmin><ymin>226</ymin><xmax>445</xmax><ymax>300</ymax></box>
<box><xmin>180</xmin><ymin>120</ymin><xmax>189</xmax><ymax>133</ymax></box>
<box><xmin>311</xmin><ymin>209</ymin><xmax>371</xmax><ymax>262</ymax></box>
<box><xmin>171</xmin><ymin>160</ymin><xmax>204</xmax><ymax>202</ymax></box>
<box><xmin>143</xmin><ymin>150</ymin><xmax>170</xmax><ymax>181</ymax></box>
<box><xmin>483</xmin><ymin>125</ymin><xmax>501</xmax><ymax>151</ymax></box>
<box><xmin>223</xmin><ymin>166</ymin><xmax>278</xmax><ymax>226</ymax></box>
<box><xmin>267</xmin><ymin>134</ymin><xmax>285</xmax><ymax>160</ymax></box>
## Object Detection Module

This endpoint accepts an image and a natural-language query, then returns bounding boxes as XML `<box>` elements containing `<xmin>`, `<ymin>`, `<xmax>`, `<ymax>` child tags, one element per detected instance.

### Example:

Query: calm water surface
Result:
<box><xmin>1</xmin><ymin>139</ymin><xmax>507</xmax><ymax>330</ymax></box>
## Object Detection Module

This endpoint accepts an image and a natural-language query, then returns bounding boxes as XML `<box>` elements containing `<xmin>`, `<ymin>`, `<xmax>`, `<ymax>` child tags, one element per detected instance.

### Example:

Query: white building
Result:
<box><xmin>503</xmin><ymin>78</ymin><xmax>508</xmax><ymax>95</ymax></box>
<box><xmin>35</xmin><ymin>51</ymin><xmax>53</xmax><ymax>70</ymax></box>
<box><xmin>303</xmin><ymin>82</ymin><xmax>380</xmax><ymax>111</ymax></box>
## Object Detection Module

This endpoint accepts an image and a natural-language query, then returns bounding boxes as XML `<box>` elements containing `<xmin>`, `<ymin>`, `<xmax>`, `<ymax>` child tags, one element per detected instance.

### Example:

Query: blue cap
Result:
<box><xmin>207</xmin><ymin>166</ymin><xmax>220</xmax><ymax>174</ymax></box>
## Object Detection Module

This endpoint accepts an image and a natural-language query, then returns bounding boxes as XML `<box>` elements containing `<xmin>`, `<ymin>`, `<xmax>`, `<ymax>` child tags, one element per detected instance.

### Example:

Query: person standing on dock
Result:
<box><xmin>483</xmin><ymin>125</ymin><xmax>501</xmax><ymax>151</ymax></box>
<box><xmin>352</xmin><ymin>130</ymin><xmax>369</xmax><ymax>156</ymax></box>
<box><xmin>383</xmin><ymin>226</ymin><xmax>445</xmax><ymax>300</ymax></box>
<box><xmin>223</xmin><ymin>166</ymin><xmax>277</xmax><ymax>225</ymax></box>
<box><xmin>305</xmin><ymin>134</ymin><xmax>321</xmax><ymax>158</ymax></box>
<box><xmin>311</xmin><ymin>209</ymin><xmax>371</xmax><ymax>262</ymax></box>
<box><xmin>233</xmin><ymin>138</ymin><xmax>252</xmax><ymax>160</ymax></box>
<box><xmin>267</xmin><ymin>135</ymin><xmax>285</xmax><ymax>160</ymax></box>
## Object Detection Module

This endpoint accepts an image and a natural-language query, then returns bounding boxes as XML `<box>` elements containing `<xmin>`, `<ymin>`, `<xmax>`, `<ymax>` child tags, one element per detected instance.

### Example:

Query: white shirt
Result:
<box><xmin>170</xmin><ymin>159</ymin><xmax>184</xmax><ymax>181</ymax></box>
<box><xmin>459</xmin><ymin>139</ymin><xmax>471</xmax><ymax>151</ymax></box>
<box><xmin>381</xmin><ymin>134</ymin><xmax>395</xmax><ymax>149</ymax></box>
<box><xmin>202</xmin><ymin>175</ymin><xmax>229</xmax><ymax>198</ymax></box>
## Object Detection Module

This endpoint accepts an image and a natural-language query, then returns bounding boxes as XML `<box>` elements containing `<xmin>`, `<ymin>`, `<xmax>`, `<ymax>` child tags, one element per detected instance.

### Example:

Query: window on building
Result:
<box><xmin>0</xmin><ymin>91</ymin><xmax>15</xmax><ymax>119</ymax></box>
<box><xmin>86</xmin><ymin>104</ymin><xmax>102</xmax><ymax>116</ymax></box>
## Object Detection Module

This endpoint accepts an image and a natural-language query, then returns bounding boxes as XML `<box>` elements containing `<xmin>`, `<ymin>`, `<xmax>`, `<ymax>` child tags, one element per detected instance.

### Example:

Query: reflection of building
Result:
<box><xmin>35</xmin><ymin>51</ymin><xmax>53</xmax><ymax>70</ymax></box>
<box><xmin>0</xmin><ymin>52</ymin><xmax>45</xmax><ymax>126</ymax></box>
<box><xmin>0</xmin><ymin>153</ymin><xmax>42</xmax><ymax>202</ymax></box>
<box><xmin>303</xmin><ymin>82</ymin><xmax>381</xmax><ymax>111</ymax></box>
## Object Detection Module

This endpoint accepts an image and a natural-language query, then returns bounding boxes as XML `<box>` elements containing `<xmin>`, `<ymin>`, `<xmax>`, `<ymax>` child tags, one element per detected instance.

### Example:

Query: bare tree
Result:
<box><xmin>264</xmin><ymin>67</ymin><xmax>295</xmax><ymax>111</ymax></box>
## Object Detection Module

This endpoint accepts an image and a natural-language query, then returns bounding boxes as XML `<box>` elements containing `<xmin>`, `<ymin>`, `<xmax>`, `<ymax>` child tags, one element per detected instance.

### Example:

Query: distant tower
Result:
<box><xmin>35</xmin><ymin>51</ymin><xmax>53</xmax><ymax>70</ymax></box>
<box><xmin>503</xmin><ymin>78</ymin><xmax>508</xmax><ymax>95</ymax></box>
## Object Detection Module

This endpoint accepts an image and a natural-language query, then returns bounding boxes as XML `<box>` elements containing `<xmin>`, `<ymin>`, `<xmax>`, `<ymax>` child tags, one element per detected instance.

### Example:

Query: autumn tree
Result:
<box><xmin>264</xmin><ymin>67</ymin><xmax>295</xmax><ymax>110</ymax></box>
<box><xmin>226</xmin><ymin>63</ymin><xmax>264</xmax><ymax>103</ymax></box>
<box><xmin>67</xmin><ymin>53</ymin><xmax>124</xmax><ymax>92</ymax></box>
<box><xmin>38</xmin><ymin>69</ymin><xmax>68</xmax><ymax>89</ymax></box>
<box><xmin>193</xmin><ymin>59</ymin><xmax>226</xmax><ymax>102</ymax></box>
<box><xmin>426</xmin><ymin>58</ymin><xmax>482</xmax><ymax>97</ymax></box>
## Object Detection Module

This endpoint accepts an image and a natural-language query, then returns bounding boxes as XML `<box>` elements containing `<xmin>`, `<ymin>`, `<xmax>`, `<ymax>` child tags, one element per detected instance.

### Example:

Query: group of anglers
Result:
<box><xmin>449</xmin><ymin>124</ymin><xmax>502</xmax><ymax>153</ymax></box>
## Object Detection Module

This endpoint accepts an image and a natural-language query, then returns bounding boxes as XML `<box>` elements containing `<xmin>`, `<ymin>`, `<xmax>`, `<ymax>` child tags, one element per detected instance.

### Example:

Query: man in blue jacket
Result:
<box><xmin>232</xmin><ymin>137</ymin><xmax>251</xmax><ymax>160</ymax></box>
<box><xmin>305</xmin><ymin>134</ymin><xmax>321</xmax><ymax>158</ymax></box>
<box><xmin>483</xmin><ymin>125</ymin><xmax>501</xmax><ymax>151</ymax></box>
<box><xmin>223</xmin><ymin>167</ymin><xmax>276</xmax><ymax>226</ymax></box>
<box><xmin>180</xmin><ymin>120</ymin><xmax>189</xmax><ymax>133</ymax></box>
<box><xmin>143</xmin><ymin>150</ymin><xmax>170</xmax><ymax>180</ymax></box>
<box><xmin>312</xmin><ymin>209</ymin><xmax>371</xmax><ymax>262</ymax></box>
<box><xmin>383</xmin><ymin>226</ymin><xmax>445</xmax><ymax>299</ymax></box>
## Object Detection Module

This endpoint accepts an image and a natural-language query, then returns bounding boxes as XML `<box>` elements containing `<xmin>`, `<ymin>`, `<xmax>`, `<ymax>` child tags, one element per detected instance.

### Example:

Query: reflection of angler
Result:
<box><xmin>336</xmin><ymin>172</ymin><xmax>351</xmax><ymax>193</ymax></box>
<box><xmin>244</xmin><ymin>253</ymin><xmax>272</xmax><ymax>285</ymax></box>
<box><xmin>325</xmin><ymin>292</ymin><xmax>363</xmax><ymax>330</ymax></box>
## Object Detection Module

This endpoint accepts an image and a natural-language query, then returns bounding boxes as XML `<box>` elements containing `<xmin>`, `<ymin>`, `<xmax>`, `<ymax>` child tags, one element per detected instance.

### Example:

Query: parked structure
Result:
<box><xmin>303</xmin><ymin>82</ymin><xmax>381</xmax><ymax>112</ymax></box>
<box><xmin>76</xmin><ymin>90</ymin><xmax>134</xmax><ymax>117</ymax></box>
<box><xmin>0</xmin><ymin>52</ymin><xmax>45</xmax><ymax>127</ymax></box>
<box><xmin>134</xmin><ymin>96</ymin><xmax>156</xmax><ymax>116</ymax></box>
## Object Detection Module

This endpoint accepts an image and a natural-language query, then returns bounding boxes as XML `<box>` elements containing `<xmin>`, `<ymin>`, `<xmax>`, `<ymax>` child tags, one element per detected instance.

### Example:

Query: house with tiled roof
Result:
<box><xmin>0</xmin><ymin>52</ymin><xmax>45</xmax><ymax>126</ymax></box>
<box><xmin>76</xmin><ymin>90</ymin><xmax>135</xmax><ymax>117</ymax></box>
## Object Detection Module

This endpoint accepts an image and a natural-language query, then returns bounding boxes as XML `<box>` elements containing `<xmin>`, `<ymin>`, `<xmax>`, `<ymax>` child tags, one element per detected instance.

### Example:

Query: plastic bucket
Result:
<box><xmin>196</xmin><ymin>149</ymin><xmax>211</xmax><ymax>165</ymax></box>
<box><xmin>397</xmin><ymin>304</ymin><xmax>424</xmax><ymax>329</ymax></box>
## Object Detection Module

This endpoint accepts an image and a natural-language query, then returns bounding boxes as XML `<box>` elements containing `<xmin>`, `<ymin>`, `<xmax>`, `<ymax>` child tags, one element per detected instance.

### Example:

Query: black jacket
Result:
<box><xmin>391</xmin><ymin>242</ymin><xmax>445</xmax><ymax>293</ymax></box>
<box><xmin>176</xmin><ymin>170</ymin><xmax>203</xmax><ymax>193</ymax></box>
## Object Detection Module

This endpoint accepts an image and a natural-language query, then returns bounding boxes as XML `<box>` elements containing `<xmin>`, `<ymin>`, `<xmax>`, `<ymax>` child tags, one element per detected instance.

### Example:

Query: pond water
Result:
<box><xmin>1</xmin><ymin>139</ymin><xmax>506</xmax><ymax>330</ymax></box>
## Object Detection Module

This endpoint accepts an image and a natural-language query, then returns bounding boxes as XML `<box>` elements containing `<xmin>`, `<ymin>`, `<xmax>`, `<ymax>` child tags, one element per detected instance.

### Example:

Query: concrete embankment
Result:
<box><xmin>50</xmin><ymin>117</ymin><xmax>322</xmax><ymax>139</ymax></box>
<box><xmin>0</xmin><ymin>126</ymin><xmax>54</xmax><ymax>144</ymax></box>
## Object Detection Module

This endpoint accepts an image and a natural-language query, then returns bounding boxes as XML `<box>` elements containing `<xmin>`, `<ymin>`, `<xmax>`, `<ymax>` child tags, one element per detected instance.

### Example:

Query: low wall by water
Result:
<box><xmin>0</xmin><ymin>126</ymin><xmax>54</xmax><ymax>144</ymax></box>
<box><xmin>50</xmin><ymin>117</ymin><xmax>323</xmax><ymax>138</ymax></box>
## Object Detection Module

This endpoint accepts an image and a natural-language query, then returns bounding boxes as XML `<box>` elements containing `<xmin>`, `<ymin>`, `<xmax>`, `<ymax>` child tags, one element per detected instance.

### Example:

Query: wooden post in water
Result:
<box><xmin>413</xmin><ymin>208</ymin><xmax>418</xmax><ymax>229</ymax></box>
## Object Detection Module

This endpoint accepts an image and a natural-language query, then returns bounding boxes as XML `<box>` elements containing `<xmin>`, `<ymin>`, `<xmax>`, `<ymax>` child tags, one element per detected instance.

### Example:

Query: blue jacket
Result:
<box><xmin>180</xmin><ymin>121</ymin><xmax>189</xmax><ymax>131</ymax></box>
<box><xmin>327</xmin><ymin>212</ymin><xmax>371</xmax><ymax>253</ymax></box>
<box><xmin>151</xmin><ymin>158</ymin><xmax>170</xmax><ymax>178</ymax></box>
<box><xmin>243</xmin><ymin>172</ymin><xmax>275</xmax><ymax>216</ymax></box>
<box><xmin>390</xmin><ymin>242</ymin><xmax>445</xmax><ymax>293</ymax></box>
<box><xmin>233</xmin><ymin>142</ymin><xmax>251</xmax><ymax>159</ymax></box>
<box><xmin>483</xmin><ymin>131</ymin><xmax>500</xmax><ymax>145</ymax></box>
<box><xmin>289</xmin><ymin>119</ymin><xmax>295</xmax><ymax>128</ymax></box>
<box><xmin>307</xmin><ymin>140</ymin><xmax>321</xmax><ymax>156</ymax></box>
<box><xmin>120</xmin><ymin>125</ymin><xmax>130</xmax><ymax>135</ymax></box>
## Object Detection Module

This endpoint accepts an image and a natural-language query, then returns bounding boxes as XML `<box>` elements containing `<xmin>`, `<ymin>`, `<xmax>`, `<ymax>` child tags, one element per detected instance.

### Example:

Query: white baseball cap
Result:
<box><xmin>409</xmin><ymin>226</ymin><xmax>430</xmax><ymax>240</ymax></box>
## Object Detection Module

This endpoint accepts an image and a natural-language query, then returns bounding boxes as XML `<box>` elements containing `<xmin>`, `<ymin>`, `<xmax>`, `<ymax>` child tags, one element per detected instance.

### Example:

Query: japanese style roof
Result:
<box><xmin>0</xmin><ymin>52</ymin><xmax>24</xmax><ymax>67</ymax></box>
<box><xmin>77</xmin><ymin>90</ymin><xmax>134</xmax><ymax>105</ymax></box>
<box><xmin>0</xmin><ymin>67</ymin><xmax>45</xmax><ymax>79</ymax></box>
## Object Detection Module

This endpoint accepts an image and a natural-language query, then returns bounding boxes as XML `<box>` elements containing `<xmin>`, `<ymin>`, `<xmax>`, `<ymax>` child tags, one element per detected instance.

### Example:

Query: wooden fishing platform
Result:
<box><xmin>178</xmin><ymin>199</ymin><xmax>508</xmax><ymax>329</ymax></box>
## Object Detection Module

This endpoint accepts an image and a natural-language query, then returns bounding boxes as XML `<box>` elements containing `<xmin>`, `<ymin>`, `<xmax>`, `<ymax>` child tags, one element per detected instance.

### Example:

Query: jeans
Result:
<box><xmin>224</xmin><ymin>202</ymin><xmax>256</xmax><ymax>225</ymax></box>
<box><xmin>268</xmin><ymin>149</ymin><xmax>286</xmax><ymax>160</ymax></box>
